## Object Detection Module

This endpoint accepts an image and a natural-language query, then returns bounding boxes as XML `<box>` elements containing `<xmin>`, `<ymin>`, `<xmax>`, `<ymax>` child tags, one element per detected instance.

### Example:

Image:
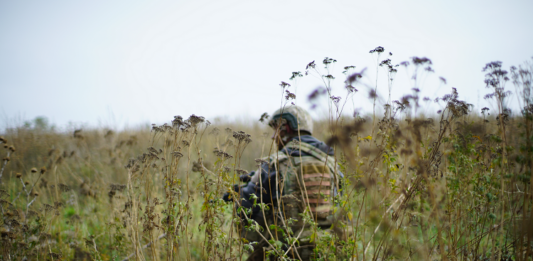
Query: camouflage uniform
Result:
<box><xmin>224</xmin><ymin>105</ymin><xmax>344</xmax><ymax>260</ymax></box>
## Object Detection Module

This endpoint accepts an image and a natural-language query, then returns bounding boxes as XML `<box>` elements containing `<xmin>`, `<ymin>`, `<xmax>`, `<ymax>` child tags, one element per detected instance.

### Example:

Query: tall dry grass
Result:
<box><xmin>0</xmin><ymin>50</ymin><xmax>532</xmax><ymax>260</ymax></box>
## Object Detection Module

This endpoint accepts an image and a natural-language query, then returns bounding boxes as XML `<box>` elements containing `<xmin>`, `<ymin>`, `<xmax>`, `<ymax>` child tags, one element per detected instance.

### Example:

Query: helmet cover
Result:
<box><xmin>269</xmin><ymin>105</ymin><xmax>313</xmax><ymax>134</ymax></box>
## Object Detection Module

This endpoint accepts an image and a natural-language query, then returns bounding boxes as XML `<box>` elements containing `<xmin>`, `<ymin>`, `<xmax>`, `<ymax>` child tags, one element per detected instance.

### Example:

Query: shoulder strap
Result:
<box><xmin>284</xmin><ymin>141</ymin><xmax>337</xmax><ymax>174</ymax></box>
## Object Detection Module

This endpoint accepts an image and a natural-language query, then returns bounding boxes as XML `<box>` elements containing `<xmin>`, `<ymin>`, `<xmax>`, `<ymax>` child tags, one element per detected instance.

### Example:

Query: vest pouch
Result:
<box><xmin>291</xmin><ymin>157</ymin><xmax>335</xmax><ymax>225</ymax></box>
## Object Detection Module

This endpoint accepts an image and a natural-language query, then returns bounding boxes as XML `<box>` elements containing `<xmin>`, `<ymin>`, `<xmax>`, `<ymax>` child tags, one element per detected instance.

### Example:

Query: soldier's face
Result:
<box><xmin>271</xmin><ymin>124</ymin><xmax>288</xmax><ymax>148</ymax></box>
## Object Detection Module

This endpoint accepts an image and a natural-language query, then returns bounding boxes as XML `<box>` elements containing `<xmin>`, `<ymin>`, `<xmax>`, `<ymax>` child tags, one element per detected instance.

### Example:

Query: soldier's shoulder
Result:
<box><xmin>257</xmin><ymin>150</ymin><xmax>289</xmax><ymax>164</ymax></box>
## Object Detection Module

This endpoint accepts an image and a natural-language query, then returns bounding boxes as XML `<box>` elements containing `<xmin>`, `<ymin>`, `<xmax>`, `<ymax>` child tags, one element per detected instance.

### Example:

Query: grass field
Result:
<box><xmin>1</xmin><ymin>54</ymin><xmax>532</xmax><ymax>260</ymax></box>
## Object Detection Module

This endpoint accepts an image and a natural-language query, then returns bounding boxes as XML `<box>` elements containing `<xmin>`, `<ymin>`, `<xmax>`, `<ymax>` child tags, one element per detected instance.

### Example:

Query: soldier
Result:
<box><xmin>224</xmin><ymin>105</ymin><xmax>344</xmax><ymax>260</ymax></box>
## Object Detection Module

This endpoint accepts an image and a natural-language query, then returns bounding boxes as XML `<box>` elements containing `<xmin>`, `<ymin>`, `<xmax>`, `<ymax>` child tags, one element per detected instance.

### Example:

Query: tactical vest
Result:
<box><xmin>264</xmin><ymin>140</ymin><xmax>340</xmax><ymax>227</ymax></box>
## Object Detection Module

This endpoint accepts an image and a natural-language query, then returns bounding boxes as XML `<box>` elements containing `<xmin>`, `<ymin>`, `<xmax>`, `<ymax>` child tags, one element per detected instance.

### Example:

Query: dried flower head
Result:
<box><xmin>369</xmin><ymin>46</ymin><xmax>385</xmax><ymax>54</ymax></box>
<box><xmin>49</xmin><ymin>252</ymin><xmax>62</xmax><ymax>259</ymax></box>
<box><xmin>58</xmin><ymin>184</ymin><xmax>70</xmax><ymax>192</ymax></box>
<box><xmin>331</xmin><ymin>96</ymin><xmax>341</xmax><ymax>104</ymax></box>
<box><xmin>233</xmin><ymin>131</ymin><xmax>251</xmax><ymax>143</ymax></box>
<box><xmin>27</xmin><ymin>210</ymin><xmax>39</xmax><ymax>218</ymax></box>
<box><xmin>345</xmin><ymin>84</ymin><xmax>357</xmax><ymax>93</ymax></box>
<box><xmin>147</xmin><ymin>147</ymin><xmax>161</xmax><ymax>155</ymax></box>
<box><xmin>411</xmin><ymin>57</ymin><xmax>432</xmax><ymax>66</ymax></box>
<box><xmin>171</xmin><ymin>151</ymin><xmax>183</xmax><ymax>158</ymax></box>
<box><xmin>40</xmin><ymin>179</ymin><xmax>48</xmax><ymax>188</ymax></box>
<box><xmin>16</xmin><ymin>173</ymin><xmax>22</xmax><ymax>178</ymax></box>
<box><xmin>347</xmin><ymin>68</ymin><xmax>366</xmax><ymax>84</ymax></box>
<box><xmin>192</xmin><ymin>160</ymin><xmax>203</xmax><ymax>172</ymax></box>
<box><xmin>70</xmin><ymin>214</ymin><xmax>81</xmax><ymax>223</ymax></box>
<box><xmin>342</xmin><ymin>65</ymin><xmax>356</xmax><ymax>74</ymax></box>
<box><xmin>125</xmin><ymin>158</ymin><xmax>136</xmax><ymax>169</ymax></box>
<box><xmin>279</xmin><ymin>81</ymin><xmax>291</xmax><ymax>88</ymax></box>
<box><xmin>213</xmin><ymin>148</ymin><xmax>233</xmax><ymax>159</ymax></box>
<box><xmin>289</xmin><ymin>71</ymin><xmax>303</xmax><ymax>80</ymax></box>
<box><xmin>172</xmin><ymin>115</ymin><xmax>184</xmax><ymax>128</ymax></box>
<box><xmin>259</xmin><ymin>113</ymin><xmax>269</xmax><ymax>123</ymax></box>
<box><xmin>324</xmin><ymin>74</ymin><xmax>335</xmax><ymax>80</ymax></box>
<box><xmin>110</xmin><ymin>184</ymin><xmax>127</xmax><ymax>192</ymax></box>
<box><xmin>209</xmin><ymin>127</ymin><xmax>220</xmax><ymax>136</ymax></box>
<box><xmin>306</xmin><ymin>60</ymin><xmax>316</xmax><ymax>70</ymax></box>
<box><xmin>40</xmin><ymin>167</ymin><xmax>46</xmax><ymax>174</ymax></box>
<box><xmin>322</xmin><ymin>57</ymin><xmax>337</xmax><ymax>66</ymax></box>
<box><xmin>188</xmin><ymin>114</ymin><xmax>205</xmax><ymax>126</ymax></box>
<box><xmin>284</xmin><ymin>90</ymin><xmax>296</xmax><ymax>100</ymax></box>
<box><xmin>308</xmin><ymin>87</ymin><xmax>327</xmax><ymax>106</ymax></box>
<box><xmin>236</xmin><ymin>168</ymin><xmax>248</xmax><ymax>175</ymax></box>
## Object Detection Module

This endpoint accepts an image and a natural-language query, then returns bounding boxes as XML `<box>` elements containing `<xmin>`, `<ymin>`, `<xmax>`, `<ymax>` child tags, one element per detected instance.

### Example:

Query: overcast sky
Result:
<box><xmin>1</xmin><ymin>0</ymin><xmax>532</xmax><ymax>129</ymax></box>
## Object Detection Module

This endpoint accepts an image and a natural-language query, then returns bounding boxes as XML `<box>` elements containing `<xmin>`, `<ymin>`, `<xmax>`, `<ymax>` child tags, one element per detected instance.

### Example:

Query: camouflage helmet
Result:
<box><xmin>268</xmin><ymin>105</ymin><xmax>313</xmax><ymax>134</ymax></box>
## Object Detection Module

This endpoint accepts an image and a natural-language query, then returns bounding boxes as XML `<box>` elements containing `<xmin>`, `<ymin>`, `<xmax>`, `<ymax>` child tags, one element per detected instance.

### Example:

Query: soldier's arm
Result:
<box><xmin>223</xmin><ymin>162</ymin><xmax>277</xmax><ymax>220</ymax></box>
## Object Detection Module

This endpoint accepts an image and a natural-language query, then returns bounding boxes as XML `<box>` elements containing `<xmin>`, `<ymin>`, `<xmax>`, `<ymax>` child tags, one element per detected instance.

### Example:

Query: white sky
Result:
<box><xmin>1</xmin><ymin>0</ymin><xmax>532</xmax><ymax>129</ymax></box>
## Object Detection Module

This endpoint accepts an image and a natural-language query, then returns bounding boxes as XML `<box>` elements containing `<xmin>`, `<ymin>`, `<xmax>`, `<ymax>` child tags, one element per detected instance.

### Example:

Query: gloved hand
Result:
<box><xmin>222</xmin><ymin>184</ymin><xmax>241</xmax><ymax>202</ymax></box>
<box><xmin>222</xmin><ymin>171</ymin><xmax>255</xmax><ymax>202</ymax></box>
<box><xmin>239</xmin><ymin>174</ymin><xmax>251</xmax><ymax>183</ymax></box>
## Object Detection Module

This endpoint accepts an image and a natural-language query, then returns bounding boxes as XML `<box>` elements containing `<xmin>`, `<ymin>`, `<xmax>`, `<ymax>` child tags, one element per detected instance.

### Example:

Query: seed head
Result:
<box><xmin>192</xmin><ymin>160</ymin><xmax>203</xmax><ymax>172</ymax></box>
<box><xmin>213</xmin><ymin>147</ymin><xmax>233</xmax><ymax>159</ymax></box>
<box><xmin>0</xmin><ymin>136</ymin><xmax>5</xmax><ymax>143</ymax></box>
<box><xmin>24</xmin><ymin>181</ymin><xmax>30</xmax><ymax>185</ymax></box>
<box><xmin>411</xmin><ymin>57</ymin><xmax>432</xmax><ymax>66</ymax></box>
<box><xmin>3</xmin><ymin>156</ymin><xmax>9</xmax><ymax>162</ymax></box>
<box><xmin>110</xmin><ymin>184</ymin><xmax>126</xmax><ymax>192</ymax></box>
<box><xmin>8</xmin><ymin>145</ymin><xmax>15</xmax><ymax>153</ymax></box>
<box><xmin>171</xmin><ymin>151</ymin><xmax>183</xmax><ymax>158</ymax></box>
<box><xmin>172</xmin><ymin>115</ymin><xmax>184</xmax><ymax>128</ymax></box>
<box><xmin>236</xmin><ymin>168</ymin><xmax>248</xmax><ymax>175</ymax></box>
<box><xmin>259</xmin><ymin>113</ymin><xmax>269</xmax><ymax>123</ymax></box>
<box><xmin>285</xmin><ymin>90</ymin><xmax>296</xmax><ymax>100</ymax></box>
<box><xmin>233</xmin><ymin>131</ymin><xmax>250</xmax><ymax>142</ymax></box>
<box><xmin>279</xmin><ymin>81</ymin><xmax>291</xmax><ymax>88</ymax></box>
<box><xmin>289</xmin><ymin>71</ymin><xmax>303</xmax><ymax>80</ymax></box>
<box><xmin>58</xmin><ymin>184</ymin><xmax>71</xmax><ymax>192</ymax></box>
<box><xmin>369</xmin><ymin>46</ymin><xmax>385</xmax><ymax>54</ymax></box>
<box><xmin>31</xmin><ymin>168</ymin><xmax>38</xmax><ymax>173</ymax></box>
<box><xmin>16</xmin><ymin>173</ymin><xmax>22</xmax><ymax>178</ymax></box>
<box><xmin>32</xmin><ymin>191</ymin><xmax>39</xmax><ymax>197</ymax></box>
<box><xmin>188</xmin><ymin>114</ymin><xmax>205</xmax><ymax>126</ymax></box>
<box><xmin>40</xmin><ymin>167</ymin><xmax>47</xmax><ymax>174</ymax></box>
<box><xmin>322</xmin><ymin>57</ymin><xmax>337</xmax><ymax>65</ymax></box>
<box><xmin>306</xmin><ymin>60</ymin><xmax>316</xmax><ymax>70</ymax></box>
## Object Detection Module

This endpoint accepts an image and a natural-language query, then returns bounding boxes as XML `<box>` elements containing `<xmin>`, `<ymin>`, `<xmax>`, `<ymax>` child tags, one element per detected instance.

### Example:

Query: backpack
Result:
<box><xmin>268</xmin><ymin>140</ymin><xmax>341</xmax><ymax>227</ymax></box>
